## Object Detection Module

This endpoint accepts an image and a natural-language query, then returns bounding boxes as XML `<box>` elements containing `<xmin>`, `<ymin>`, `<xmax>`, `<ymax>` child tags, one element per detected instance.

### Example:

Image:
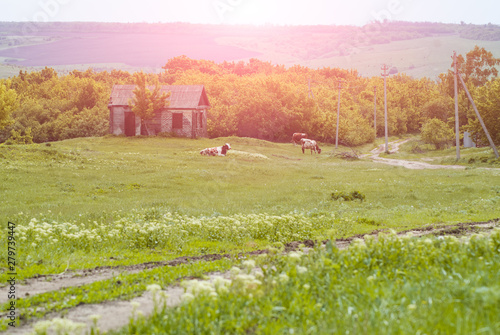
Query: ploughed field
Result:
<box><xmin>0</xmin><ymin>136</ymin><xmax>499</xmax><ymax>334</ymax></box>
<box><xmin>0</xmin><ymin>31</ymin><xmax>259</xmax><ymax>68</ymax></box>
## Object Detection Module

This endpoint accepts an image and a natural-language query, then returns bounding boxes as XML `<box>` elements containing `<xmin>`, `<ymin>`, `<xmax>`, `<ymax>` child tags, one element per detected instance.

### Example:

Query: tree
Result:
<box><xmin>421</xmin><ymin>118</ymin><xmax>455</xmax><ymax>150</ymax></box>
<box><xmin>473</xmin><ymin>78</ymin><xmax>500</xmax><ymax>146</ymax></box>
<box><xmin>439</xmin><ymin>46</ymin><xmax>500</xmax><ymax>97</ymax></box>
<box><xmin>459</xmin><ymin>45</ymin><xmax>500</xmax><ymax>87</ymax></box>
<box><xmin>129</xmin><ymin>72</ymin><xmax>170</xmax><ymax>135</ymax></box>
<box><xmin>75</xmin><ymin>79</ymin><xmax>100</xmax><ymax>111</ymax></box>
<box><xmin>0</xmin><ymin>83</ymin><xmax>19</xmax><ymax>130</ymax></box>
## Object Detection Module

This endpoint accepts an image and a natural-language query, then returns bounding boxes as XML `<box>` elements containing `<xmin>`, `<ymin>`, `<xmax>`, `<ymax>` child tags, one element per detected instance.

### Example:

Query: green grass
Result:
<box><xmin>1</xmin><ymin>136</ymin><xmax>499</xmax><ymax>332</ymax></box>
<box><xmin>1</xmin><ymin>136</ymin><xmax>499</xmax><ymax>281</ymax></box>
<box><xmin>114</xmin><ymin>230</ymin><xmax>500</xmax><ymax>335</ymax></box>
<box><xmin>1</xmin><ymin>135</ymin><xmax>499</xmax><ymax>220</ymax></box>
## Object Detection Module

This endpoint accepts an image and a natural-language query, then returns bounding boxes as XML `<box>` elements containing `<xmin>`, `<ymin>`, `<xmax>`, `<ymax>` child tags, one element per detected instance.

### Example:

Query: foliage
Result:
<box><xmin>128</xmin><ymin>71</ymin><xmax>170</xmax><ymax>135</ymax></box>
<box><xmin>421</xmin><ymin>118</ymin><xmax>455</xmax><ymax>149</ymax></box>
<box><xmin>0</xmin><ymin>82</ymin><xmax>18</xmax><ymax>130</ymax></box>
<box><xmin>2</xmin><ymin>45</ymin><xmax>499</xmax><ymax>146</ymax></box>
<box><xmin>0</xmin><ymin>70</ymin><xmax>110</xmax><ymax>143</ymax></box>
<box><xmin>472</xmin><ymin>78</ymin><xmax>500</xmax><ymax>146</ymax></box>
<box><xmin>330</xmin><ymin>190</ymin><xmax>366</xmax><ymax>202</ymax></box>
<box><xmin>3</xmin><ymin>127</ymin><xmax>33</xmax><ymax>145</ymax></box>
<box><xmin>460</xmin><ymin>23</ymin><xmax>500</xmax><ymax>41</ymax></box>
<box><xmin>458</xmin><ymin>45</ymin><xmax>500</xmax><ymax>87</ymax></box>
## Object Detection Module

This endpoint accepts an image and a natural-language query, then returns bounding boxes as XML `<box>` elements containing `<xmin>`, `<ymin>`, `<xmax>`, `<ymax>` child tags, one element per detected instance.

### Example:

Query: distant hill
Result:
<box><xmin>1</xmin><ymin>21</ymin><xmax>500</xmax><ymax>79</ymax></box>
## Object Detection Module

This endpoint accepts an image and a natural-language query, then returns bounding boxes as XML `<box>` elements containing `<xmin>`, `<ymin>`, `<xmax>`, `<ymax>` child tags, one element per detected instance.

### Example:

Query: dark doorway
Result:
<box><xmin>172</xmin><ymin>113</ymin><xmax>183</xmax><ymax>129</ymax></box>
<box><xmin>124</xmin><ymin>112</ymin><xmax>136</xmax><ymax>136</ymax></box>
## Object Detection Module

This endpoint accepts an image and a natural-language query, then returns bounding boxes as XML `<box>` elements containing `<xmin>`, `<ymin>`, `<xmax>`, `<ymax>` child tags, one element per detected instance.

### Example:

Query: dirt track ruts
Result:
<box><xmin>3</xmin><ymin>220</ymin><xmax>498</xmax><ymax>335</ymax></box>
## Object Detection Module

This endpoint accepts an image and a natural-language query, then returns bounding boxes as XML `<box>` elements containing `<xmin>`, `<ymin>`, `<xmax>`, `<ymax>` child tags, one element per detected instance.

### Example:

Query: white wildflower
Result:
<box><xmin>242</xmin><ymin>259</ymin><xmax>256</xmax><ymax>270</ymax></box>
<box><xmin>279</xmin><ymin>273</ymin><xmax>289</xmax><ymax>283</ymax></box>
<box><xmin>146</xmin><ymin>284</ymin><xmax>162</xmax><ymax>293</ymax></box>
<box><xmin>181</xmin><ymin>292</ymin><xmax>195</xmax><ymax>302</ymax></box>
<box><xmin>296</xmin><ymin>265</ymin><xmax>308</xmax><ymax>274</ymax></box>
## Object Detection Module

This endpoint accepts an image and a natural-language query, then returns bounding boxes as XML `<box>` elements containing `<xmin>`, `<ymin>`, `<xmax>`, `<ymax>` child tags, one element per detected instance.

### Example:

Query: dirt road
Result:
<box><xmin>364</xmin><ymin>139</ymin><xmax>500</xmax><ymax>170</ymax></box>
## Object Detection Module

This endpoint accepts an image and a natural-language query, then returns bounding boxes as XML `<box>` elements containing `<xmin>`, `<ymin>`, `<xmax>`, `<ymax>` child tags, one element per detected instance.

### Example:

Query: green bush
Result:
<box><xmin>421</xmin><ymin>118</ymin><xmax>455</xmax><ymax>150</ymax></box>
<box><xmin>330</xmin><ymin>190</ymin><xmax>365</xmax><ymax>202</ymax></box>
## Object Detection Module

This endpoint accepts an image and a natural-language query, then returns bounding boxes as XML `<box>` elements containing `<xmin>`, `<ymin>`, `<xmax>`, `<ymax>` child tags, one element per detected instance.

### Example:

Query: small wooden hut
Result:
<box><xmin>108</xmin><ymin>85</ymin><xmax>210</xmax><ymax>138</ymax></box>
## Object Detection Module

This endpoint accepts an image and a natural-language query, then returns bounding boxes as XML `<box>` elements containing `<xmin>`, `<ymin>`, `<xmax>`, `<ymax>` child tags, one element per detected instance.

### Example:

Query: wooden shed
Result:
<box><xmin>108</xmin><ymin>85</ymin><xmax>210</xmax><ymax>138</ymax></box>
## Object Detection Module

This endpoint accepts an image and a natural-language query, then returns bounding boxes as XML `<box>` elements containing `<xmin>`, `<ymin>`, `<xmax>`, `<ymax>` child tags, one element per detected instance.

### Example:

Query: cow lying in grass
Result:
<box><xmin>292</xmin><ymin>133</ymin><xmax>308</xmax><ymax>145</ymax></box>
<box><xmin>300</xmin><ymin>138</ymin><xmax>321</xmax><ymax>154</ymax></box>
<box><xmin>200</xmin><ymin>143</ymin><xmax>231</xmax><ymax>156</ymax></box>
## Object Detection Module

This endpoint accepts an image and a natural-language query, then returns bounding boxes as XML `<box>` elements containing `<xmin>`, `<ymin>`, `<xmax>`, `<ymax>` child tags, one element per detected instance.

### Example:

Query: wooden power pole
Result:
<box><xmin>381</xmin><ymin>65</ymin><xmax>389</xmax><ymax>153</ymax></box>
<box><xmin>453</xmin><ymin>51</ymin><xmax>460</xmax><ymax>160</ymax></box>
<box><xmin>373</xmin><ymin>86</ymin><xmax>377</xmax><ymax>138</ymax></box>
<box><xmin>335</xmin><ymin>80</ymin><xmax>342</xmax><ymax>149</ymax></box>
<box><xmin>457</xmin><ymin>73</ymin><xmax>499</xmax><ymax>159</ymax></box>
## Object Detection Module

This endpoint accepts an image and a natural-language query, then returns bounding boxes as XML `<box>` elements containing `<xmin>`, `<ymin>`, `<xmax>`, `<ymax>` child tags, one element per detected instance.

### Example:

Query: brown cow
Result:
<box><xmin>300</xmin><ymin>138</ymin><xmax>321</xmax><ymax>154</ymax></box>
<box><xmin>292</xmin><ymin>133</ymin><xmax>308</xmax><ymax>145</ymax></box>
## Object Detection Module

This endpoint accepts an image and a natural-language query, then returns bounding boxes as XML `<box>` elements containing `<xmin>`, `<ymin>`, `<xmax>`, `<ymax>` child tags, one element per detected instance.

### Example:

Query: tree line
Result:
<box><xmin>0</xmin><ymin>46</ymin><xmax>499</xmax><ymax>148</ymax></box>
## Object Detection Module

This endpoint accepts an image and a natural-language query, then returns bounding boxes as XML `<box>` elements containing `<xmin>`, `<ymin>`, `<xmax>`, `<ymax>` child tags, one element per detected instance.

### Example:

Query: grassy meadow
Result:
<box><xmin>2</xmin><ymin>136</ymin><xmax>499</xmax><ymax>223</ymax></box>
<box><xmin>1</xmin><ymin>136</ymin><xmax>500</xmax><ymax>332</ymax></box>
<box><xmin>0</xmin><ymin>136</ymin><xmax>500</xmax><ymax>334</ymax></box>
<box><xmin>1</xmin><ymin>137</ymin><xmax>499</xmax><ymax>259</ymax></box>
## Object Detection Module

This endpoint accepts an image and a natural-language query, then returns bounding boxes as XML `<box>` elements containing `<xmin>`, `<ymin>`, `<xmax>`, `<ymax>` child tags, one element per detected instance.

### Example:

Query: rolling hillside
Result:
<box><xmin>1</xmin><ymin>21</ymin><xmax>500</xmax><ymax>78</ymax></box>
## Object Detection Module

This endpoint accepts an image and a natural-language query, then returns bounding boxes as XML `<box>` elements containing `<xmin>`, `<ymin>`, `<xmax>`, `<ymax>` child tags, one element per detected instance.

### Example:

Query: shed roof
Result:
<box><xmin>109</xmin><ymin>85</ymin><xmax>210</xmax><ymax>109</ymax></box>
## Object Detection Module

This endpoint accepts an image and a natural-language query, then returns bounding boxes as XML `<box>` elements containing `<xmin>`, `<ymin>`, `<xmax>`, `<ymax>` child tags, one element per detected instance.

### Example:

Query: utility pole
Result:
<box><xmin>335</xmin><ymin>79</ymin><xmax>342</xmax><ymax>149</ymax></box>
<box><xmin>308</xmin><ymin>78</ymin><xmax>314</xmax><ymax>99</ymax></box>
<box><xmin>453</xmin><ymin>51</ymin><xmax>460</xmax><ymax>160</ymax></box>
<box><xmin>373</xmin><ymin>86</ymin><xmax>377</xmax><ymax>138</ymax></box>
<box><xmin>457</xmin><ymin>72</ymin><xmax>499</xmax><ymax>159</ymax></box>
<box><xmin>381</xmin><ymin>65</ymin><xmax>389</xmax><ymax>153</ymax></box>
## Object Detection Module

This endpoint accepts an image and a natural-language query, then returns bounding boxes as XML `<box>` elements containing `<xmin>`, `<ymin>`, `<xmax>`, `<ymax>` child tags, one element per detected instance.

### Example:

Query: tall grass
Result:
<box><xmin>114</xmin><ymin>230</ymin><xmax>500</xmax><ymax>334</ymax></box>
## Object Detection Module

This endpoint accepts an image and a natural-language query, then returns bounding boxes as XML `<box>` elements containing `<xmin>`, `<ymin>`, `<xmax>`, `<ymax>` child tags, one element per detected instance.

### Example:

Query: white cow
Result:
<box><xmin>200</xmin><ymin>143</ymin><xmax>231</xmax><ymax>156</ymax></box>
<box><xmin>300</xmin><ymin>139</ymin><xmax>321</xmax><ymax>154</ymax></box>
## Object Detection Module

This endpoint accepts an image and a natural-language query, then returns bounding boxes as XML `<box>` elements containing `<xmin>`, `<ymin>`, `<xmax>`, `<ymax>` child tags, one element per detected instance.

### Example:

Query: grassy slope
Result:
<box><xmin>1</xmin><ymin>136</ymin><xmax>499</xmax><ymax>226</ymax></box>
<box><xmin>298</xmin><ymin>35</ymin><xmax>500</xmax><ymax>78</ymax></box>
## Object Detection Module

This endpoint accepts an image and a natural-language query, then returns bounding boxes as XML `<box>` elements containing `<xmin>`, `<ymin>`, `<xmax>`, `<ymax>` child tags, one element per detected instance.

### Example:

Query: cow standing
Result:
<box><xmin>292</xmin><ymin>133</ymin><xmax>308</xmax><ymax>146</ymax></box>
<box><xmin>300</xmin><ymin>138</ymin><xmax>321</xmax><ymax>154</ymax></box>
<box><xmin>200</xmin><ymin>143</ymin><xmax>231</xmax><ymax>156</ymax></box>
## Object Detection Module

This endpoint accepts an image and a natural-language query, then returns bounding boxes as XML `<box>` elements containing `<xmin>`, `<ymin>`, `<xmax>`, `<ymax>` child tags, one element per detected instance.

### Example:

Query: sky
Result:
<box><xmin>1</xmin><ymin>0</ymin><xmax>499</xmax><ymax>26</ymax></box>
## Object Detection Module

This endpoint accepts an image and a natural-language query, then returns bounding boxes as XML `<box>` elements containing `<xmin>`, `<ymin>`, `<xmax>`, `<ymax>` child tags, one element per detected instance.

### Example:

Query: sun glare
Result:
<box><xmin>218</xmin><ymin>0</ymin><xmax>279</xmax><ymax>25</ymax></box>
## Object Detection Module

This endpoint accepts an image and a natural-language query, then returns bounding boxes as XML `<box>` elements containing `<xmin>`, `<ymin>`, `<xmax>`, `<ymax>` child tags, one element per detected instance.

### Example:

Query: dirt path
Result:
<box><xmin>0</xmin><ymin>254</ymin><xmax>229</xmax><ymax>306</ymax></box>
<box><xmin>363</xmin><ymin>139</ymin><xmax>468</xmax><ymax>170</ymax></box>
<box><xmin>4</xmin><ymin>220</ymin><xmax>498</xmax><ymax>335</ymax></box>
